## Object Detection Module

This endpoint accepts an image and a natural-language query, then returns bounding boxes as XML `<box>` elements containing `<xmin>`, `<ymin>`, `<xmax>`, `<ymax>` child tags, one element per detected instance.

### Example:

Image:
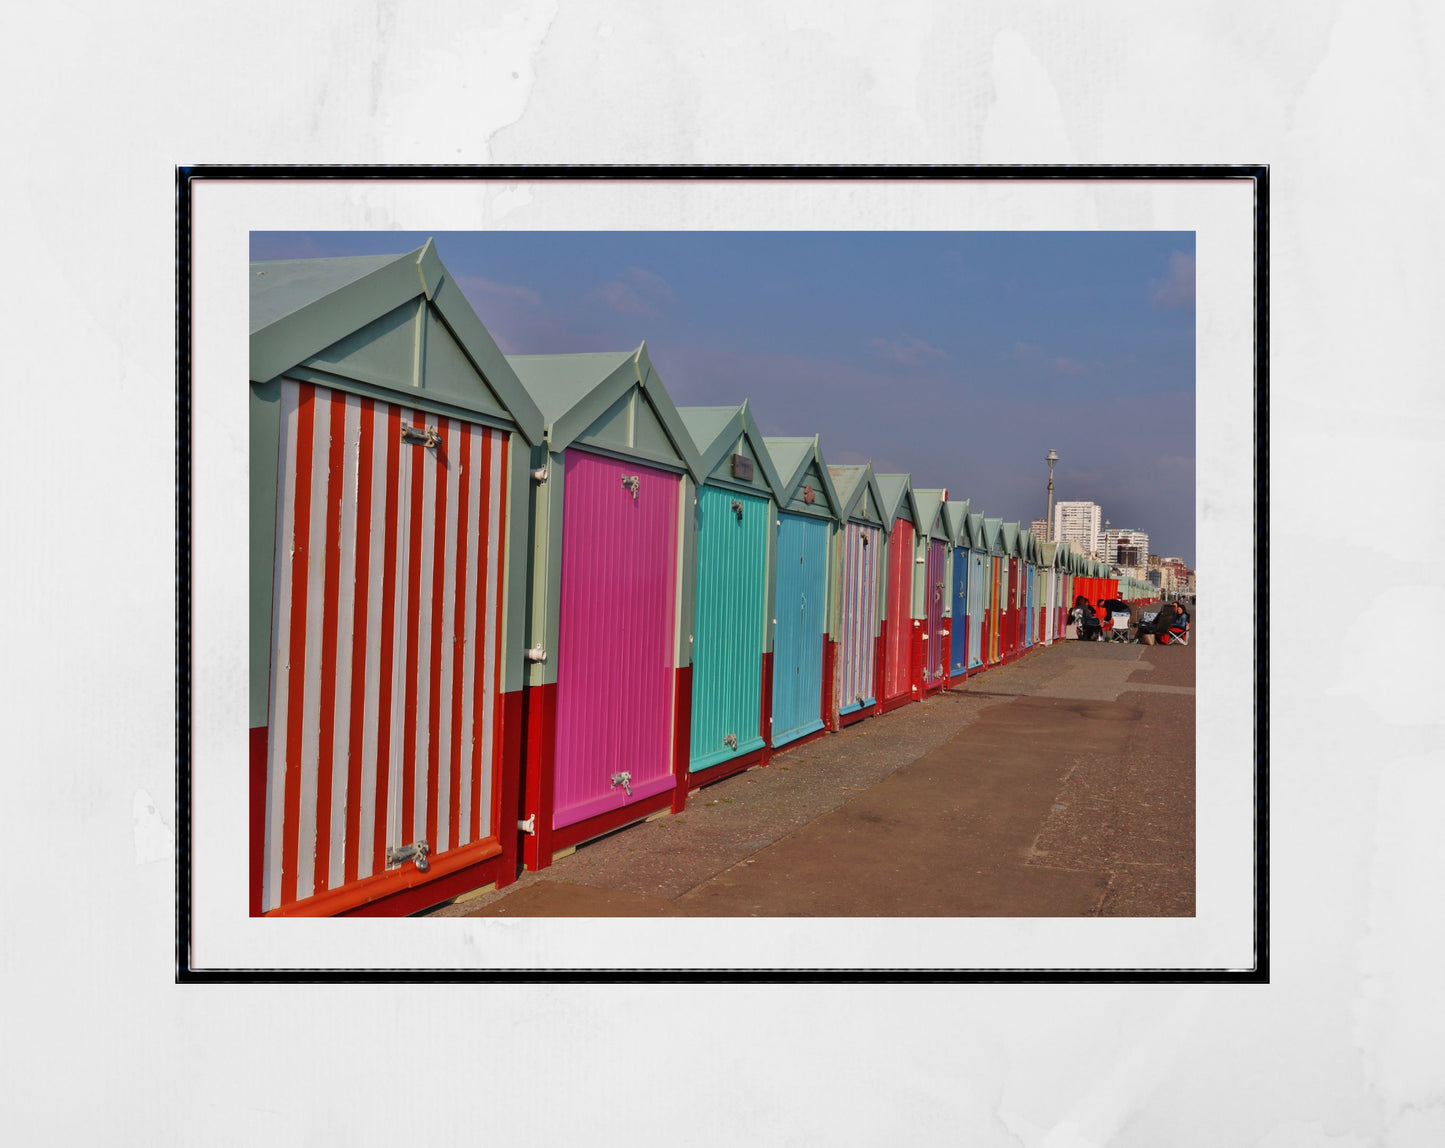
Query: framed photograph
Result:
<box><xmin>181</xmin><ymin>167</ymin><xmax>1264</xmax><ymax>979</ymax></box>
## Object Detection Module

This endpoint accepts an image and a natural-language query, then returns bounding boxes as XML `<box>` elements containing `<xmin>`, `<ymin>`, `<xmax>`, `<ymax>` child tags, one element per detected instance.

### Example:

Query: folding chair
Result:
<box><xmin>1160</xmin><ymin>621</ymin><xmax>1190</xmax><ymax>646</ymax></box>
<box><xmin>1108</xmin><ymin>611</ymin><xmax>1132</xmax><ymax>642</ymax></box>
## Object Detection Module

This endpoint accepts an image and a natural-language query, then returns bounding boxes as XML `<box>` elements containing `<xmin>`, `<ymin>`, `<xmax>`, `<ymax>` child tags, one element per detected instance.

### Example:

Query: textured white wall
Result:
<box><xmin>3</xmin><ymin>2</ymin><xmax>1442</xmax><ymax>1146</ymax></box>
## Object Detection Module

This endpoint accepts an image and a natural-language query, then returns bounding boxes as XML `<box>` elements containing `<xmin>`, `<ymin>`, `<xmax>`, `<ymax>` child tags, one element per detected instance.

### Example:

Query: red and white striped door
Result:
<box><xmin>261</xmin><ymin>380</ymin><xmax>509</xmax><ymax>914</ymax></box>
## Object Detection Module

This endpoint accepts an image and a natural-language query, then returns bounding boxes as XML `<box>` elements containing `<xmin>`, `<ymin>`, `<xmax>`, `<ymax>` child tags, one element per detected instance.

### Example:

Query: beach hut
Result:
<box><xmin>912</xmin><ymin>488</ymin><xmax>952</xmax><ymax>697</ymax></box>
<box><xmin>944</xmin><ymin>500</ymin><xmax>972</xmax><ymax>682</ymax></box>
<box><xmin>962</xmin><ymin>512</ymin><xmax>989</xmax><ymax>675</ymax></box>
<box><xmin>249</xmin><ymin>240</ymin><xmax>545</xmax><ymax>916</ymax></box>
<box><xmin>983</xmin><ymin>516</ymin><xmax>1005</xmax><ymax>666</ymax></box>
<box><xmin>1000</xmin><ymin>522</ymin><xmax>1022</xmax><ymax>662</ymax></box>
<box><xmin>827</xmin><ymin>462</ymin><xmax>888</xmax><ymax>728</ymax></box>
<box><xmin>677</xmin><ymin>403</ymin><xmax>785</xmax><ymax>790</ymax></box>
<box><xmin>763</xmin><ymin>436</ymin><xmax>843</xmax><ymax>753</ymax></box>
<box><xmin>875</xmin><ymin>474</ymin><xmax>922</xmax><ymax>712</ymax></box>
<box><xmin>507</xmin><ymin>345</ymin><xmax>704</xmax><ymax>871</ymax></box>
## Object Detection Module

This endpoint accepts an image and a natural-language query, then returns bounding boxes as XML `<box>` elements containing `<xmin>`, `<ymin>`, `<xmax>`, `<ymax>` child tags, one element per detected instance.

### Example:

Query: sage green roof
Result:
<box><xmin>941</xmin><ymin>499</ymin><xmax>970</xmax><ymax>546</ymax></box>
<box><xmin>676</xmin><ymin>401</ymin><xmax>786</xmax><ymax>500</ymax></box>
<box><xmin>965</xmin><ymin>511</ymin><xmax>986</xmax><ymax>549</ymax></box>
<box><xmin>506</xmin><ymin>343</ymin><xmax>704</xmax><ymax>478</ymax></box>
<box><xmin>507</xmin><ymin>350</ymin><xmax>637</xmax><ymax>427</ymax></box>
<box><xmin>874</xmin><ymin>473</ymin><xmax>919</xmax><ymax>528</ymax></box>
<box><xmin>827</xmin><ymin>463</ymin><xmax>888</xmax><ymax>526</ymax></box>
<box><xmin>983</xmin><ymin>516</ymin><xmax>1004</xmax><ymax>554</ymax></box>
<box><xmin>763</xmin><ymin>435</ymin><xmax>843</xmax><ymax>519</ymax></box>
<box><xmin>250</xmin><ymin>239</ymin><xmax>544</xmax><ymax>445</ymax></box>
<box><xmin>912</xmin><ymin>488</ymin><xmax>948</xmax><ymax>540</ymax></box>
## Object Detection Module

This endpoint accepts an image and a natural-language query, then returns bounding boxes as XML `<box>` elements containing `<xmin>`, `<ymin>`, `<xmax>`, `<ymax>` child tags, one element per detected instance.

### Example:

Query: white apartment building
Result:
<box><xmin>1053</xmin><ymin>500</ymin><xmax>1103</xmax><ymax>557</ymax></box>
<box><xmin>1029</xmin><ymin>518</ymin><xmax>1050</xmax><ymax>544</ymax></box>
<box><xmin>1104</xmin><ymin>527</ymin><xmax>1150</xmax><ymax>566</ymax></box>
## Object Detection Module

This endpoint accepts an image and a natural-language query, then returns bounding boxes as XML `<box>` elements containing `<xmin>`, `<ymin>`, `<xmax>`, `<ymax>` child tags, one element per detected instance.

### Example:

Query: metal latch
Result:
<box><xmin>525</xmin><ymin>646</ymin><xmax>548</xmax><ymax>663</ymax></box>
<box><xmin>611</xmin><ymin>771</ymin><xmax>632</xmax><ymax>797</ymax></box>
<box><xmin>731</xmin><ymin>499</ymin><xmax>744</xmax><ymax>520</ymax></box>
<box><xmin>621</xmin><ymin>474</ymin><xmax>640</xmax><ymax>499</ymax></box>
<box><xmin>723</xmin><ymin>733</ymin><xmax>738</xmax><ymax>750</ymax></box>
<box><xmin>401</xmin><ymin>423</ymin><xmax>440</xmax><ymax>449</ymax></box>
<box><xmin>531</xmin><ymin>467</ymin><xmax>549</xmax><ymax>483</ymax></box>
<box><xmin>518</xmin><ymin>815</ymin><xmax>536</xmax><ymax>835</ymax></box>
<box><xmin>386</xmin><ymin>839</ymin><xmax>431</xmax><ymax>872</ymax></box>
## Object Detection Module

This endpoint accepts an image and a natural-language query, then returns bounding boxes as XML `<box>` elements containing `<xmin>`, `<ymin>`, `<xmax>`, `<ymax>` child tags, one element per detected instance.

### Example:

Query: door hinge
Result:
<box><xmin>531</xmin><ymin>467</ymin><xmax>549</xmax><ymax>483</ymax></box>
<box><xmin>401</xmin><ymin>423</ymin><xmax>440</xmax><ymax>449</ymax></box>
<box><xmin>386</xmin><ymin>839</ymin><xmax>431</xmax><ymax>872</ymax></box>
<box><xmin>518</xmin><ymin>815</ymin><xmax>536</xmax><ymax>835</ymax></box>
<box><xmin>611</xmin><ymin>771</ymin><xmax>633</xmax><ymax>797</ymax></box>
<box><xmin>526</xmin><ymin>646</ymin><xmax>548</xmax><ymax>663</ymax></box>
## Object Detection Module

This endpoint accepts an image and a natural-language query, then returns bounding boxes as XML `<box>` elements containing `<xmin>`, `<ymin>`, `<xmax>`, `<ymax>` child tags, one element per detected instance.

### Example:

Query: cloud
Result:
<box><xmin>454</xmin><ymin>274</ymin><xmax>541</xmax><ymax>307</ymax></box>
<box><xmin>869</xmin><ymin>334</ymin><xmax>947</xmax><ymax>366</ymax></box>
<box><xmin>590</xmin><ymin>267</ymin><xmax>675</xmax><ymax>319</ymax></box>
<box><xmin>1011</xmin><ymin>341</ymin><xmax>1088</xmax><ymax>376</ymax></box>
<box><xmin>1151</xmin><ymin>250</ymin><xmax>1196</xmax><ymax>311</ymax></box>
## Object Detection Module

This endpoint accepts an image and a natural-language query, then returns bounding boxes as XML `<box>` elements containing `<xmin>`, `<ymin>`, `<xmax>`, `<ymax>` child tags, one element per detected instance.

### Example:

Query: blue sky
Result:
<box><xmin>252</xmin><ymin>230</ymin><xmax>1196</xmax><ymax>565</ymax></box>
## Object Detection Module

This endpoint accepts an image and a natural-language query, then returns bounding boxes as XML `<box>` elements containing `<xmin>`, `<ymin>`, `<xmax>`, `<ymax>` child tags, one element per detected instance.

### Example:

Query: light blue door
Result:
<box><xmin>771</xmin><ymin>512</ymin><xmax>829</xmax><ymax>747</ymax></box>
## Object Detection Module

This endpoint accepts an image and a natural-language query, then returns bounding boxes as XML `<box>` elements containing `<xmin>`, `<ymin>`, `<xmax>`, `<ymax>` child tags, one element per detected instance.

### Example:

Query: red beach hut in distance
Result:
<box><xmin>874</xmin><ymin>473</ymin><xmax>921</xmax><ymax>714</ymax></box>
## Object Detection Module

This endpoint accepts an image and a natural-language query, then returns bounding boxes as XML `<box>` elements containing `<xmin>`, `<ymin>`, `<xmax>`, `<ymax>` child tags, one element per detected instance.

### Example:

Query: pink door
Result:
<box><xmin>552</xmin><ymin>450</ymin><xmax>680</xmax><ymax>829</ymax></box>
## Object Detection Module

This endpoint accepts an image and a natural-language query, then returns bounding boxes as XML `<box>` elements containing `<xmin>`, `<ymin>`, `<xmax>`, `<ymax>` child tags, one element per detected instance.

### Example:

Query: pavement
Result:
<box><xmin>425</xmin><ymin>620</ymin><xmax>1194</xmax><ymax>918</ymax></box>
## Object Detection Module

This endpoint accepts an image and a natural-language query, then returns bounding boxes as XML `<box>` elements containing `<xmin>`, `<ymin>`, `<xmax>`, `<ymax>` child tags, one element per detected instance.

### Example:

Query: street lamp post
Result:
<box><xmin>1045</xmin><ymin>449</ymin><xmax>1058</xmax><ymax>542</ymax></box>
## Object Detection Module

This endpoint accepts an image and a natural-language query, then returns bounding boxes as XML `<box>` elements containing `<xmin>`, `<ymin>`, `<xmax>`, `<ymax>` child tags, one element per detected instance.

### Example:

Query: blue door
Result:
<box><xmin>771</xmin><ymin>512</ymin><xmax>829</xmax><ymax>747</ymax></box>
<box><xmin>951</xmin><ymin>545</ymin><xmax>969</xmax><ymax>676</ymax></box>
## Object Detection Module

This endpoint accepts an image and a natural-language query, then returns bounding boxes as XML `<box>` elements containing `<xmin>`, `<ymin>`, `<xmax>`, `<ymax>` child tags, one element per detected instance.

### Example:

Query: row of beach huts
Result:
<box><xmin>248</xmin><ymin>240</ymin><xmax>1160</xmax><ymax>916</ymax></box>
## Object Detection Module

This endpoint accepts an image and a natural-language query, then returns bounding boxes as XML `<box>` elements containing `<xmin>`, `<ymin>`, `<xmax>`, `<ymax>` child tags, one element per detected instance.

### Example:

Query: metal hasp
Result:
<box><xmin>518</xmin><ymin>815</ymin><xmax>536</xmax><ymax>835</ymax></box>
<box><xmin>400</xmin><ymin>422</ymin><xmax>441</xmax><ymax>449</ymax></box>
<box><xmin>730</xmin><ymin>453</ymin><xmax>754</xmax><ymax>481</ymax></box>
<box><xmin>621</xmin><ymin>473</ymin><xmax>641</xmax><ymax>499</ymax></box>
<box><xmin>525</xmin><ymin>646</ymin><xmax>548</xmax><ymax>662</ymax></box>
<box><xmin>722</xmin><ymin>733</ymin><xmax>738</xmax><ymax>750</ymax></box>
<box><xmin>730</xmin><ymin>498</ymin><xmax>744</xmax><ymax>520</ymax></box>
<box><xmin>386</xmin><ymin>840</ymin><xmax>431</xmax><ymax>872</ymax></box>
<box><xmin>610</xmin><ymin>771</ymin><xmax>633</xmax><ymax>797</ymax></box>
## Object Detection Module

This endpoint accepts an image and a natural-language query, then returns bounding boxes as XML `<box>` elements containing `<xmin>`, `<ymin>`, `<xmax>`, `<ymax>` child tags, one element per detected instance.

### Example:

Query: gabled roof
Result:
<box><xmin>941</xmin><ymin>499</ymin><xmax>971</xmax><ymax>546</ymax></box>
<box><xmin>1001</xmin><ymin>522</ymin><xmax>1020</xmax><ymax>556</ymax></box>
<box><xmin>965</xmin><ymin>512</ymin><xmax>987</xmax><ymax>550</ymax></box>
<box><xmin>677</xmin><ymin>401</ymin><xmax>786</xmax><ymax>500</ymax></box>
<box><xmin>983</xmin><ymin>516</ymin><xmax>1004</xmax><ymax>554</ymax></box>
<box><xmin>912</xmin><ymin>488</ymin><xmax>950</xmax><ymax>542</ymax></box>
<box><xmin>827</xmin><ymin>463</ymin><xmax>888</xmax><ymax>526</ymax></box>
<box><xmin>250</xmin><ymin>239</ymin><xmax>544</xmax><ymax>445</ymax></box>
<box><xmin>507</xmin><ymin>342</ymin><xmax>704</xmax><ymax>479</ymax></box>
<box><xmin>874</xmin><ymin>473</ymin><xmax>920</xmax><ymax>529</ymax></box>
<box><xmin>763</xmin><ymin>435</ymin><xmax>843</xmax><ymax>519</ymax></box>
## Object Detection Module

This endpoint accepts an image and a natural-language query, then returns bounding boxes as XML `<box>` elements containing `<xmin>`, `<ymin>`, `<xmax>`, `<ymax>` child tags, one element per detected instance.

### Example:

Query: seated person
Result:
<box><xmin>1072</xmin><ymin>595</ymin><xmax>1103</xmax><ymax>640</ymax></box>
<box><xmin>1143</xmin><ymin>602</ymin><xmax>1179</xmax><ymax>636</ymax></box>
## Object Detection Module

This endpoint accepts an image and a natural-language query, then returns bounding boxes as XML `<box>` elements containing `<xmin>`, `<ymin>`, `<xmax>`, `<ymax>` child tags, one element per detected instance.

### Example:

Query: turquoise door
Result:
<box><xmin>690</xmin><ymin>486</ymin><xmax>770</xmax><ymax>771</ymax></box>
<box><xmin>771</xmin><ymin>513</ymin><xmax>829</xmax><ymax>747</ymax></box>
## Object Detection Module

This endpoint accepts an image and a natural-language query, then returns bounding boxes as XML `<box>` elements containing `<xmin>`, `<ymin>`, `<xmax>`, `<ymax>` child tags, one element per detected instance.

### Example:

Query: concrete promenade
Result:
<box><xmin>428</xmin><ymin>625</ymin><xmax>1195</xmax><ymax>918</ymax></box>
